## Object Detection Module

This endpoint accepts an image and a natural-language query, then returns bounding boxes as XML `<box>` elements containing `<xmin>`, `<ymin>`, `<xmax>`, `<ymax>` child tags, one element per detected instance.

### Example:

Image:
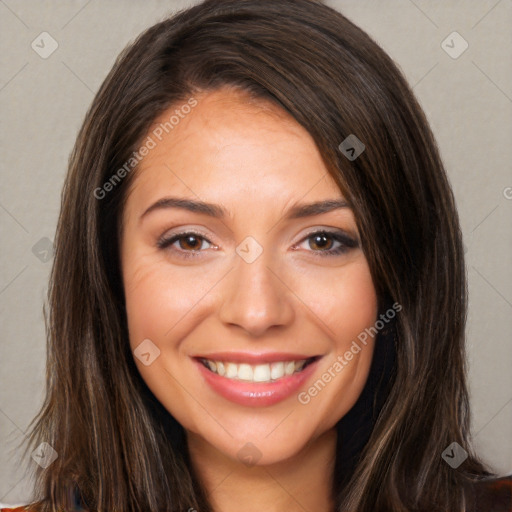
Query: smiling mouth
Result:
<box><xmin>198</xmin><ymin>356</ymin><xmax>320</xmax><ymax>383</ymax></box>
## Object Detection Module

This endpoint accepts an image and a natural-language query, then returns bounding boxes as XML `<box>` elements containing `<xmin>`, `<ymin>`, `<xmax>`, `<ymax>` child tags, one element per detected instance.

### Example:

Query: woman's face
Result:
<box><xmin>120</xmin><ymin>87</ymin><xmax>378</xmax><ymax>465</ymax></box>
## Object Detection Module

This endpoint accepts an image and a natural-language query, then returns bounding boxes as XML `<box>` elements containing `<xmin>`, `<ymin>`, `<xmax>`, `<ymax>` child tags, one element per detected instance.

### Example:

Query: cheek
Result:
<box><xmin>123</xmin><ymin>255</ymin><xmax>214</xmax><ymax>347</ymax></box>
<box><xmin>333</xmin><ymin>263</ymin><xmax>378</xmax><ymax>341</ymax></box>
<box><xmin>293</xmin><ymin>258</ymin><xmax>378</xmax><ymax>343</ymax></box>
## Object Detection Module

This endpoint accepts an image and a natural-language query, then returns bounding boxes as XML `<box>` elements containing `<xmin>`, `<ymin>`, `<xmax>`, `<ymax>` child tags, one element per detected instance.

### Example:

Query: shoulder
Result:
<box><xmin>465</xmin><ymin>474</ymin><xmax>512</xmax><ymax>511</ymax></box>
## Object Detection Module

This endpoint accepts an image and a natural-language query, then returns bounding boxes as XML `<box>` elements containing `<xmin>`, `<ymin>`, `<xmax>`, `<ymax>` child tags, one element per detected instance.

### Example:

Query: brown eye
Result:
<box><xmin>297</xmin><ymin>230</ymin><xmax>359</xmax><ymax>257</ymax></box>
<box><xmin>178</xmin><ymin>234</ymin><xmax>204</xmax><ymax>251</ymax></box>
<box><xmin>308</xmin><ymin>233</ymin><xmax>334</xmax><ymax>251</ymax></box>
<box><xmin>157</xmin><ymin>231</ymin><xmax>214</xmax><ymax>259</ymax></box>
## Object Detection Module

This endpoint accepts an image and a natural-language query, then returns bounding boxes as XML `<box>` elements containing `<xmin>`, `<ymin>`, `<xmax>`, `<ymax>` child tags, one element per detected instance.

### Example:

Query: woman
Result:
<box><xmin>4</xmin><ymin>0</ymin><xmax>511</xmax><ymax>510</ymax></box>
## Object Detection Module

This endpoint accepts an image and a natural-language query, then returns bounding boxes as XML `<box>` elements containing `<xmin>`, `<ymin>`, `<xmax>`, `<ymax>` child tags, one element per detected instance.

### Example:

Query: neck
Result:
<box><xmin>187</xmin><ymin>427</ymin><xmax>337</xmax><ymax>512</ymax></box>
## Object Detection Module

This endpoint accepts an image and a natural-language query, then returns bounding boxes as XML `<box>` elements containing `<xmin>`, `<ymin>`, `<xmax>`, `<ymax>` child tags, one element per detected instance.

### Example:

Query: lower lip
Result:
<box><xmin>194</xmin><ymin>358</ymin><xmax>320</xmax><ymax>407</ymax></box>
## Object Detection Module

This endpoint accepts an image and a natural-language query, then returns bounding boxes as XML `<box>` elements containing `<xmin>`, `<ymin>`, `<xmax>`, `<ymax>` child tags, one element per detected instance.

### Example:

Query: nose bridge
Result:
<box><xmin>218</xmin><ymin>242</ymin><xmax>294</xmax><ymax>336</ymax></box>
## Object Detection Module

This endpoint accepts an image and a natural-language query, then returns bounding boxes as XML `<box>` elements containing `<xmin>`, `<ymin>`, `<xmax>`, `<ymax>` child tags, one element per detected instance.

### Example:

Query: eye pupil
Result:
<box><xmin>181</xmin><ymin>235</ymin><xmax>201</xmax><ymax>250</ymax></box>
<box><xmin>310</xmin><ymin>233</ymin><xmax>332</xmax><ymax>251</ymax></box>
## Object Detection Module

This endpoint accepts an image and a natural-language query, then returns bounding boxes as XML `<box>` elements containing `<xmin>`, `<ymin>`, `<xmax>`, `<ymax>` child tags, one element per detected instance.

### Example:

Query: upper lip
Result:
<box><xmin>193</xmin><ymin>352</ymin><xmax>321</xmax><ymax>364</ymax></box>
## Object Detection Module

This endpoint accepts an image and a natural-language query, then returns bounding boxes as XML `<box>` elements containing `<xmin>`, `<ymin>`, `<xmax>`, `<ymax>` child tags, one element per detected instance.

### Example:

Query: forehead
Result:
<box><xmin>125</xmin><ymin>87</ymin><xmax>342</xmax><ymax>216</ymax></box>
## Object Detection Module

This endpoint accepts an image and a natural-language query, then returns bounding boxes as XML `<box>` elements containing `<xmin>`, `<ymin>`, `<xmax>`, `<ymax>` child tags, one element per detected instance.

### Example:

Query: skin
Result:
<box><xmin>120</xmin><ymin>87</ymin><xmax>378</xmax><ymax>512</ymax></box>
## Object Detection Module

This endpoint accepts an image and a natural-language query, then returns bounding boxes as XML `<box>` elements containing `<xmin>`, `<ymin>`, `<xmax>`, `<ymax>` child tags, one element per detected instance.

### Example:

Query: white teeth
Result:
<box><xmin>202</xmin><ymin>358</ymin><xmax>312</xmax><ymax>383</ymax></box>
<box><xmin>270</xmin><ymin>362</ymin><xmax>284</xmax><ymax>380</ymax></box>
<box><xmin>253</xmin><ymin>364</ymin><xmax>271</xmax><ymax>382</ymax></box>
<box><xmin>284</xmin><ymin>361</ymin><xmax>295</xmax><ymax>376</ymax></box>
<box><xmin>238</xmin><ymin>363</ymin><xmax>253</xmax><ymax>381</ymax></box>
<box><xmin>225</xmin><ymin>362</ymin><xmax>238</xmax><ymax>378</ymax></box>
<box><xmin>216</xmin><ymin>361</ymin><xmax>226</xmax><ymax>377</ymax></box>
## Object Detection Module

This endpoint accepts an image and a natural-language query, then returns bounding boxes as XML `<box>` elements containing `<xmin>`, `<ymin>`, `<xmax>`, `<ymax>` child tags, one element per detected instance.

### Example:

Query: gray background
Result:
<box><xmin>1</xmin><ymin>0</ymin><xmax>511</xmax><ymax>506</ymax></box>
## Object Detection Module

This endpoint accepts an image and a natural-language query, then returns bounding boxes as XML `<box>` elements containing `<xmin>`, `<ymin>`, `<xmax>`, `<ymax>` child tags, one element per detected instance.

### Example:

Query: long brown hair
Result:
<box><xmin>21</xmin><ymin>0</ymin><xmax>495</xmax><ymax>510</ymax></box>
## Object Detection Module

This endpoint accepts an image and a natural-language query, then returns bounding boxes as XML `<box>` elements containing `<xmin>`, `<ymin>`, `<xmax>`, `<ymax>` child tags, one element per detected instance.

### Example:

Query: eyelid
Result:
<box><xmin>156</xmin><ymin>228</ymin><xmax>216</xmax><ymax>250</ymax></box>
<box><xmin>293</xmin><ymin>228</ymin><xmax>359</xmax><ymax>255</ymax></box>
<box><xmin>298</xmin><ymin>227</ymin><xmax>358</xmax><ymax>244</ymax></box>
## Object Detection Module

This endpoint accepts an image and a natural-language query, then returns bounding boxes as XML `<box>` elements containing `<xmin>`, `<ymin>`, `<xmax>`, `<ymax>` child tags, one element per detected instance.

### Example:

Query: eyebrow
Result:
<box><xmin>139</xmin><ymin>196</ymin><xmax>350</xmax><ymax>223</ymax></box>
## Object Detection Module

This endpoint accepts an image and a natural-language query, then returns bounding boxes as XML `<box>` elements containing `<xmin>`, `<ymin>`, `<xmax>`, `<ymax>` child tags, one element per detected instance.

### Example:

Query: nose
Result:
<box><xmin>218</xmin><ymin>250</ymin><xmax>295</xmax><ymax>337</ymax></box>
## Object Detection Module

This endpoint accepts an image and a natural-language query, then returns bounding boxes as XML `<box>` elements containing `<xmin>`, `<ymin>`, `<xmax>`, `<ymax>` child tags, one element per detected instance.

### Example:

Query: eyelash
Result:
<box><xmin>156</xmin><ymin>230</ymin><xmax>358</xmax><ymax>260</ymax></box>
